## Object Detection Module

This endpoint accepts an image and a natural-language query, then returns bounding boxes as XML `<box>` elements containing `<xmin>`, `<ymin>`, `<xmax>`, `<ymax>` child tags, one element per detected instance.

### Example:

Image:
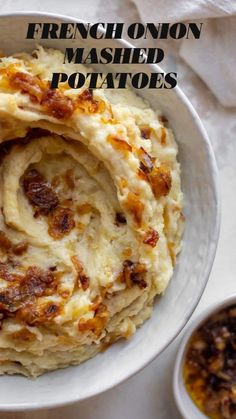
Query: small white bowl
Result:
<box><xmin>0</xmin><ymin>11</ymin><xmax>220</xmax><ymax>411</ymax></box>
<box><xmin>173</xmin><ymin>294</ymin><xmax>236</xmax><ymax>419</ymax></box>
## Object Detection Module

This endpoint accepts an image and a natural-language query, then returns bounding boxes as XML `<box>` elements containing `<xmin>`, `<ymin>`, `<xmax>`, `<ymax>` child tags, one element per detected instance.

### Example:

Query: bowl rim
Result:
<box><xmin>0</xmin><ymin>10</ymin><xmax>221</xmax><ymax>411</ymax></box>
<box><xmin>173</xmin><ymin>294</ymin><xmax>236</xmax><ymax>419</ymax></box>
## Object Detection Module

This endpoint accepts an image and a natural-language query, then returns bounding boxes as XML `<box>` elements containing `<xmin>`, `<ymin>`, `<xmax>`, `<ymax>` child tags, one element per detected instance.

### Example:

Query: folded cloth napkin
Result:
<box><xmin>132</xmin><ymin>0</ymin><xmax>236</xmax><ymax>107</ymax></box>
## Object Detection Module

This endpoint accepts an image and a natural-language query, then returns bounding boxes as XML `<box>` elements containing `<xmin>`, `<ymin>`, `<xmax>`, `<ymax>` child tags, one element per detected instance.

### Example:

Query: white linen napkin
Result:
<box><xmin>132</xmin><ymin>0</ymin><xmax>236</xmax><ymax>107</ymax></box>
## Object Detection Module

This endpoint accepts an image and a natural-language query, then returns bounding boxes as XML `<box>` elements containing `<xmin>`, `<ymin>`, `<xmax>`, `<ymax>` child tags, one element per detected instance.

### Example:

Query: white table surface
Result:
<box><xmin>0</xmin><ymin>1</ymin><xmax>235</xmax><ymax>418</ymax></box>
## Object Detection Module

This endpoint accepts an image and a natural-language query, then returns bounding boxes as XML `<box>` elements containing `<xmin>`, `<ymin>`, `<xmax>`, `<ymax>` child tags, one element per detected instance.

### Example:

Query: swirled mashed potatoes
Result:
<box><xmin>0</xmin><ymin>47</ymin><xmax>184</xmax><ymax>377</ymax></box>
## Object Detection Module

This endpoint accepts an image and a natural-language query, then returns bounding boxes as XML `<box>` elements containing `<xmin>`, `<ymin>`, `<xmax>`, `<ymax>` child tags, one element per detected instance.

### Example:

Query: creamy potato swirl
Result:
<box><xmin>0</xmin><ymin>47</ymin><xmax>184</xmax><ymax>376</ymax></box>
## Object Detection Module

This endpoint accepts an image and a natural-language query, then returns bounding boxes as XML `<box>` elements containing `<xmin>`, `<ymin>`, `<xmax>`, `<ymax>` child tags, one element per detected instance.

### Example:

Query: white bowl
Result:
<box><xmin>0</xmin><ymin>12</ymin><xmax>220</xmax><ymax>411</ymax></box>
<box><xmin>173</xmin><ymin>295</ymin><xmax>236</xmax><ymax>419</ymax></box>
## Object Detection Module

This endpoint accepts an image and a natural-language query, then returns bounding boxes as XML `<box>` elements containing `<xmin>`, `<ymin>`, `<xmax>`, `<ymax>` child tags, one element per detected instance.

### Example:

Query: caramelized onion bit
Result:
<box><xmin>76</xmin><ymin>89</ymin><xmax>104</xmax><ymax>113</ymax></box>
<box><xmin>44</xmin><ymin>303</ymin><xmax>59</xmax><ymax>318</ymax></box>
<box><xmin>0</xmin><ymin>266</ymin><xmax>57</xmax><ymax>318</ymax></box>
<box><xmin>140</xmin><ymin>126</ymin><xmax>151</xmax><ymax>139</ymax></box>
<box><xmin>78</xmin><ymin>303</ymin><xmax>108</xmax><ymax>335</ymax></box>
<box><xmin>160</xmin><ymin>127</ymin><xmax>167</xmax><ymax>145</ymax></box>
<box><xmin>12</xmin><ymin>241</ymin><xmax>28</xmax><ymax>255</ymax></box>
<box><xmin>125</xmin><ymin>192</ymin><xmax>144</xmax><ymax>226</ymax></box>
<box><xmin>119</xmin><ymin>260</ymin><xmax>147</xmax><ymax>289</ymax></box>
<box><xmin>138</xmin><ymin>147</ymin><xmax>154</xmax><ymax>174</ymax></box>
<box><xmin>9</xmin><ymin>71</ymin><xmax>75</xmax><ymax>119</ymax></box>
<box><xmin>76</xmin><ymin>203</ymin><xmax>92</xmax><ymax>215</ymax></box>
<box><xmin>41</xmin><ymin>89</ymin><xmax>74</xmax><ymax>119</ymax></box>
<box><xmin>0</xmin><ymin>262</ymin><xmax>23</xmax><ymax>282</ymax></box>
<box><xmin>48</xmin><ymin>207</ymin><xmax>75</xmax><ymax>240</ymax></box>
<box><xmin>9</xmin><ymin>71</ymin><xmax>44</xmax><ymax>102</ymax></box>
<box><xmin>78</xmin><ymin>316</ymin><xmax>106</xmax><ymax>335</ymax></box>
<box><xmin>143</xmin><ymin>228</ymin><xmax>159</xmax><ymax>247</ymax></box>
<box><xmin>23</xmin><ymin>169</ymin><xmax>59</xmax><ymax>215</ymax></box>
<box><xmin>71</xmin><ymin>255</ymin><xmax>90</xmax><ymax>291</ymax></box>
<box><xmin>0</xmin><ymin>230</ymin><xmax>12</xmax><ymax>251</ymax></box>
<box><xmin>0</xmin><ymin>230</ymin><xmax>28</xmax><ymax>256</ymax></box>
<box><xmin>148</xmin><ymin>164</ymin><xmax>172</xmax><ymax>198</ymax></box>
<box><xmin>108</xmin><ymin>135</ymin><xmax>132</xmax><ymax>152</ymax></box>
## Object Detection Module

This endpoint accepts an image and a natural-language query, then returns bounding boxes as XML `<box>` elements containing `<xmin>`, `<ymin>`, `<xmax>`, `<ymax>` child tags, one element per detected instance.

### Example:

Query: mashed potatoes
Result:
<box><xmin>0</xmin><ymin>47</ymin><xmax>184</xmax><ymax>377</ymax></box>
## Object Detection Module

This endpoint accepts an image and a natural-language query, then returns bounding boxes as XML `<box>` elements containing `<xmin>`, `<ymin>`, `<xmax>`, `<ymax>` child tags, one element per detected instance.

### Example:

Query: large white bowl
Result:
<box><xmin>0</xmin><ymin>12</ymin><xmax>220</xmax><ymax>411</ymax></box>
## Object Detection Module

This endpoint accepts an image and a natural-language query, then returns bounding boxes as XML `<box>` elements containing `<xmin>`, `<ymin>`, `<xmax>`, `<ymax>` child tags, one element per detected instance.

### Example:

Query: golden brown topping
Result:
<box><xmin>16</xmin><ymin>300</ymin><xmax>60</xmax><ymax>325</ymax></box>
<box><xmin>143</xmin><ymin>228</ymin><xmax>159</xmax><ymax>247</ymax></box>
<box><xmin>137</xmin><ymin>147</ymin><xmax>154</xmax><ymax>174</ymax></box>
<box><xmin>78</xmin><ymin>303</ymin><xmax>108</xmax><ymax>335</ymax></box>
<box><xmin>0</xmin><ymin>266</ymin><xmax>57</xmax><ymax>323</ymax></box>
<box><xmin>21</xmin><ymin>266</ymin><xmax>55</xmax><ymax>296</ymax></box>
<box><xmin>76</xmin><ymin>203</ymin><xmax>92</xmax><ymax>215</ymax></box>
<box><xmin>48</xmin><ymin>207</ymin><xmax>75</xmax><ymax>240</ymax></box>
<box><xmin>23</xmin><ymin>169</ymin><xmax>59</xmax><ymax>215</ymax></box>
<box><xmin>119</xmin><ymin>260</ymin><xmax>147</xmax><ymax>289</ymax></box>
<box><xmin>148</xmin><ymin>164</ymin><xmax>172</xmax><ymax>199</ymax></box>
<box><xmin>125</xmin><ymin>192</ymin><xmax>144</xmax><ymax>226</ymax></box>
<box><xmin>115</xmin><ymin>212</ymin><xmax>127</xmax><ymax>225</ymax></box>
<box><xmin>41</xmin><ymin>89</ymin><xmax>74</xmax><ymax>119</ymax></box>
<box><xmin>76</xmin><ymin>89</ymin><xmax>105</xmax><ymax>114</ymax></box>
<box><xmin>71</xmin><ymin>255</ymin><xmax>90</xmax><ymax>291</ymax></box>
<box><xmin>108</xmin><ymin>135</ymin><xmax>132</xmax><ymax>153</ymax></box>
<box><xmin>9</xmin><ymin>71</ymin><xmax>75</xmax><ymax>119</ymax></box>
<box><xmin>78</xmin><ymin>317</ymin><xmax>106</xmax><ymax>335</ymax></box>
<box><xmin>9</xmin><ymin>71</ymin><xmax>44</xmax><ymax>102</ymax></box>
<box><xmin>140</xmin><ymin>126</ymin><xmax>151</xmax><ymax>139</ymax></box>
